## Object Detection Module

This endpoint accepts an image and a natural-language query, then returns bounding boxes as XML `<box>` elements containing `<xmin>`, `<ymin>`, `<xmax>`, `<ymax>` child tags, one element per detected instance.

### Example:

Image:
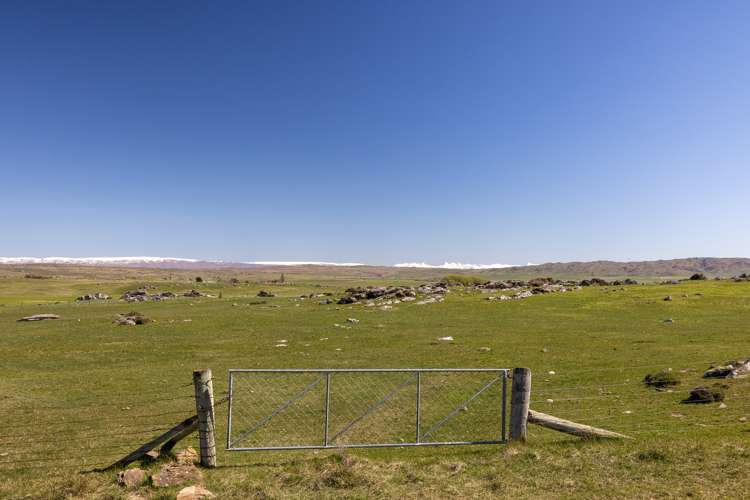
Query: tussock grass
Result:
<box><xmin>0</xmin><ymin>268</ymin><xmax>749</xmax><ymax>497</ymax></box>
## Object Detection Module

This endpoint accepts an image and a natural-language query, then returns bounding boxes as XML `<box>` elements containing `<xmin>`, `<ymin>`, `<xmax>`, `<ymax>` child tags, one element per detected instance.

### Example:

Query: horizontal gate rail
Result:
<box><xmin>227</xmin><ymin>368</ymin><xmax>509</xmax><ymax>452</ymax></box>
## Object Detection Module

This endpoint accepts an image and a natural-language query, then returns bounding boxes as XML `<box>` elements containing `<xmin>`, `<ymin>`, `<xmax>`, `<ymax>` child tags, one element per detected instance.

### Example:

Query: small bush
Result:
<box><xmin>195</xmin><ymin>276</ymin><xmax>203</xmax><ymax>283</ymax></box>
<box><xmin>442</xmin><ymin>274</ymin><xmax>488</xmax><ymax>286</ymax></box>
<box><xmin>689</xmin><ymin>273</ymin><xmax>707</xmax><ymax>280</ymax></box>
<box><xmin>643</xmin><ymin>370</ymin><xmax>680</xmax><ymax>388</ymax></box>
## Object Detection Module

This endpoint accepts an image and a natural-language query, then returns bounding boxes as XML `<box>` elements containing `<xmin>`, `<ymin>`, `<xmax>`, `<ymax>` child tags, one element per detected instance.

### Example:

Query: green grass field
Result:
<box><xmin>1</xmin><ymin>268</ymin><xmax>749</xmax><ymax>498</ymax></box>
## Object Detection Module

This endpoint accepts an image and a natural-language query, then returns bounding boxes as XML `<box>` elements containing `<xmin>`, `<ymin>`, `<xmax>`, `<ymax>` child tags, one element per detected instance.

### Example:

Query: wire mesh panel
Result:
<box><xmin>227</xmin><ymin>369</ymin><xmax>508</xmax><ymax>451</ymax></box>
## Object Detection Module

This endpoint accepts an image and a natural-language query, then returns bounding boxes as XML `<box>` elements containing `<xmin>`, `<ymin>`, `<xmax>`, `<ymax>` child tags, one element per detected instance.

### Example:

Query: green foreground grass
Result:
<box><xmin>1</xmin><ymin>270</ymin><xmax>749</xmax><ymax>498</ymax></box>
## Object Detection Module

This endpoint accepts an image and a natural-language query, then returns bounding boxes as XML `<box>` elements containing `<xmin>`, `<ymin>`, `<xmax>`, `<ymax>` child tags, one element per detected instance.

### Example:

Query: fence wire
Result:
<box><xmin>227</xmin><ymin>369</ymin><xmax>507</xmax><ymax>451</ymax></box>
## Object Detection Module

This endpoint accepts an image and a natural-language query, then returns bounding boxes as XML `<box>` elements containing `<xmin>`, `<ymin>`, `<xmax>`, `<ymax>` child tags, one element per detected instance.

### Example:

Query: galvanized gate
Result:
<box><xmin>227</xmin><ymin>369</ymin><xmax>508</xmax><ymax>451</ymax></box>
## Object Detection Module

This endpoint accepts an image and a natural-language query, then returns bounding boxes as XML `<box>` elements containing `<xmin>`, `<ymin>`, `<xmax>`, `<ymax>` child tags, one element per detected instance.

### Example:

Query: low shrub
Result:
<box><xmin>643</xmin><ymin>370</ymin><xmax>680</xmax><ymax>388</ymax></box>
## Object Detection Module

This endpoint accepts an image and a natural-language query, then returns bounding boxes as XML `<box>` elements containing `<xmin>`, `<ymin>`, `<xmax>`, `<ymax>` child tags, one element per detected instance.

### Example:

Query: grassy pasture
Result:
<box><xmin>1</xmin><ymin>268</ymin><xmax>749</xmax><ymax>498</ymax></box>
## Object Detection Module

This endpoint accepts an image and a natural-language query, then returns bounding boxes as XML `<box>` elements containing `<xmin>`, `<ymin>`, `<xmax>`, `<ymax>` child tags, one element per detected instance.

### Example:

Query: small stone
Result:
<box><xmin>117</xmin><ymin>468</ymin><xmax>147</xmax><ymax>489</ymax></box>
<box><xmin>546</xmin><ymin>399</ymin><xmax>554</xmax><ymax>404</ymax></box>
<box><xmin>478</xmin><ymin>347</ymin><xmax>491</xmax><ymax>353</ymax></box>
<box><xmin>438</xmin><ymin>336</ymin><xmax>454</xmax><ymax>341</ymax></box>
<box><xmin>548</xmin><ymin>371</ymin><xmax>556</xmax><ymax>375</ymax></box>
<box><xmin>176</xmin><ymin>485</ymin><xmax>216</xmax><ymax>500</ymax></box>
<box><xmin>17</xmin><ymin>314</ymin><xmax>60</xmax><ymax>322</ymax></box>
<box><xmin>664</xmin><ymin>296</ymin><xmax>673</xmax><ymax>301</ymax></box>
<box><xmin>719</xmin><ymin>402</ymin><xmax>728</xmax><ymax>409</ymax></box>
<box><xmin>346</xmin><ymin>318</ymin><xmax>360</xmax><ymax>323</ymax></box>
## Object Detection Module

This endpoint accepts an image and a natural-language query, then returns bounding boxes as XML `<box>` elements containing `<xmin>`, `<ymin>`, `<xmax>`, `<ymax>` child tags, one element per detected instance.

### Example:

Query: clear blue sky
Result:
<box><xmin>1</xmin><ymin>1</ymin><xmax>749</xmax><ymax>265</ymax></box>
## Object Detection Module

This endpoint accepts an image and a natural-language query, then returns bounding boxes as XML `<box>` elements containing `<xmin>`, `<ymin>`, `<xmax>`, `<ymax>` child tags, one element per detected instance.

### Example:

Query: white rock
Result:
<box><xmin>438</xmin><ymin>336</ymin><xmax>454</xmax><ymax>341</ymax></box>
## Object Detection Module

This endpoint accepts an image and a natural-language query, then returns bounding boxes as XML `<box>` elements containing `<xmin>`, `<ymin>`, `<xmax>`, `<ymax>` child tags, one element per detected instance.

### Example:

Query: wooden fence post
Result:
<box><xmin>510</xmin><ymin>367</ymin><xmax>531</xmax><ymax>442</ymax></box>
<box><xmin>193</xmin><ymin>369</ymin><xmax>217</xmax><ymax>467</ymax></box>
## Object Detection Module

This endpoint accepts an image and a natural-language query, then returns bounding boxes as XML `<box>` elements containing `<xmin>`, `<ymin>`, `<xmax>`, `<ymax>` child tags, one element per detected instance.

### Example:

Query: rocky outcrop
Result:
<box><xmin>703</xmin><ymin>359</ymin><xmax>750</xmax><ymax>379</ymax></box>
<box><xmin>336</xmin><ymin>284</ymin><xmax>447</xmax><ymax>305</ymax></box>
<box><xmin>17</xmin><ymin>314</ymin><xmax>60</xmax><ymax>322</ymax></box>
<box><xmin>114</xmin><ymin>312</ymin><xmax>151</xmax><ymax>326</ymax></box>
<box><xmin>121</xmin><ymin>289</ymin><xmax>176</xmax><ymax>302</ymax></box>
<box><xmin>76</xmin><ymin>292</ymin><xmax>111</xmax><ymax>301</ymax></box>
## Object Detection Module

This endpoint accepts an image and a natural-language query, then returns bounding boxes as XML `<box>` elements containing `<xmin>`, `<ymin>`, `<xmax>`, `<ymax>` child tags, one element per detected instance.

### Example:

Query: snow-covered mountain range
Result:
<box><xmin>0</xmin><ymin>256</ymin><xmax>520</xmax><ymax>269</ymax></box>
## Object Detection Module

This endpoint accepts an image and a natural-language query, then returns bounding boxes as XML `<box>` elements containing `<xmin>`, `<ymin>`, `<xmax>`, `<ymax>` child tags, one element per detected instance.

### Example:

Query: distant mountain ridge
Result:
<box><xmin>488</xmin><ymin>257</ymin><xmax>750</xmax><ymax>278</ymax></box>
<box><xmin>1</xmin><ymin>256</ymin><xmax>748</xmax><ymax>278</ymax></box>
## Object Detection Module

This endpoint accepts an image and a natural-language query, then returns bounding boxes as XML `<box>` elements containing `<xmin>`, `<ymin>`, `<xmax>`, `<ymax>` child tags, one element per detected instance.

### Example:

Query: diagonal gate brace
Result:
<box><xmin>420</xmin><ymin>376</ymin><xmax>500</xmax><ymax>441</ymax></box>
<box><xmin>329</xmin><ymin>373</ymin><xmax>417</xmax><ymax>444</ymax></box>
<box><xmin>230</xmin><ymin>376</ymin><xmax>324</xmax><ymax>448</ymax></box>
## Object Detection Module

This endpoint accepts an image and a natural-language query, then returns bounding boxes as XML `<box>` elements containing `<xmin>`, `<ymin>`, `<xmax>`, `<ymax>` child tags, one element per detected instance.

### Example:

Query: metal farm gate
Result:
<box><xmin>226</xmin><ymin>369</ymin><xmax>508</xmax><ymax>451</ymax></box>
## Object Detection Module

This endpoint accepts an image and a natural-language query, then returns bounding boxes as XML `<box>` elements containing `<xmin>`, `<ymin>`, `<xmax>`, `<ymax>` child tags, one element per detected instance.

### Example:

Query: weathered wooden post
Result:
<box><xmin>510</xmin><ymin>367</ymin><xmax>531</xmax><ymax>442</ymax></box>
<box><xmin>193</xmin><ymin>369</ymin><xmax>217</xmax><ymax>467</ymax></box>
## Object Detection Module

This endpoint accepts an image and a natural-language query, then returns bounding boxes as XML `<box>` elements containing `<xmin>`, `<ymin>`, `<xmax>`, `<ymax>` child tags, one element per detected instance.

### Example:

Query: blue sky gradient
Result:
<box><xmin>1</xmin><ymin>1</ymin><xmax>749</xmax><ymax>265</ymax></box>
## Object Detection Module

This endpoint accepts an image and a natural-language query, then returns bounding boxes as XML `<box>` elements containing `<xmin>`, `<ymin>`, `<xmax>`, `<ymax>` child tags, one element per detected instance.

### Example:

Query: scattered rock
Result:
<box><xmin>76</xmin><ymin>292</ymin><xmax>111</xmax><ymax>301</ymax></box>
<box><xmin>663</xmin><ymin>318</ymin><xmax>674</xmax><ymax>323</ymax></box>
<box><xmin>643</xmin><ymin>370</ymin><xmax>679</xmax><ymax>388</ymax></box>
<box><xmin>664</xmin><ymin>296</ymin><xmax>673</xmax><ymax>301</ymax></box>
<box><xmin>336</xmin><ymin>284</ymin><xmax>443</xmax><ymax>305</ymax></box>
<box><xmin>183</xmin><ymin>290</ymin><xmax>206</xmax><ymax>298</ymax></box>
<box><xmin>17</xmin><ymin>314</ymin><xmax>60</xmax><ymax>322</ymax></box>
<box><xmin>703</xmin><ymin>359</ymin><xmax>750</xmax><ymax>379</ymax></box>
<box><xmin>114</xmin><ymin>312</ymin><xmax>151</xmax><ymax>326</ymax></box>
<box><xmin>682</xmin><ymin>385</ymin><xmax>726</xmax><ymax>404</ymax></box>
<box><xmin>117</xmin><ymin>468</ymin><xmax>147</xmax><ymax>489</ymax></box>
<box><xmin>257</xmin><ymin>290</ymin><xmax>275</xmax><ymax>297</ymax></box>
<box><xmin>438</xmin><ymin>336</ymin><xmax>454</xmax><ymax>341</ymax></box>
<box><xmin>176</xmin><ymin>485</ymin><xmax>216</xmax><ymax>500</ymax></box>
<box><xmin>152</xmin><ymin>463</ymin><xmax>202</xmax><ymax>487</ymax></box>
<box><xmin>346</xmin><ymin>318</ymin><xmax>360</xmax><ymax>324</ymax></box>
<box><xmin>122</xmin><ymin>289</ymin><xmax>178</xmax><ymax>302</ymax></box>
<box><xmin>478</xmin><ymin>347</ymin><xmax>491</xmax><ymax>353</ymax></box>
